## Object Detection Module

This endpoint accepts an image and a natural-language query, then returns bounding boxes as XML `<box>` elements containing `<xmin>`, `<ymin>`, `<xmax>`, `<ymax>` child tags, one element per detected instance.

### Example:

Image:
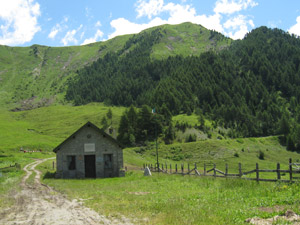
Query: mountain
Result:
<box><xmin>1</xmin><ymin>23</ymin><xmax>299</xmax><ymax>147</ymax></box>
<box><xmin>0</xmin><ymin>22</ymin><xmax>231</xmax><ymax>109</ymax></box>
<box><xmin>65</xmin><ymin>25</ymin><xmax>300</xmax><ymax>145</ymax></box>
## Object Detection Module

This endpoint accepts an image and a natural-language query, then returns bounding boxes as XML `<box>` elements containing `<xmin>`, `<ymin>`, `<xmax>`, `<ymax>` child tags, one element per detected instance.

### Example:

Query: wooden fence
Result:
<box><xmin>143</xmin><ymin>158</ymin><xmax>300</xmax><ymax>183</ymax></box>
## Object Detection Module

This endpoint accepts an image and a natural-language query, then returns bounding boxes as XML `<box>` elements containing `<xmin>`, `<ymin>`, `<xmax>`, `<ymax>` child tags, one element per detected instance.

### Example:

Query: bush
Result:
<box><xmin>258</xmin><ymin>150</ymin><xmax>265</xmax><ymax>160</ymax></box>
<box><xmin>185</xmin><ymin>134</ymin><xmax>196</xmax><ymax>143</ymax></box>
<box><xmin>207</xmin><ymin>132</ymin><xmax>212</xmax><ymax>139</ymax></box>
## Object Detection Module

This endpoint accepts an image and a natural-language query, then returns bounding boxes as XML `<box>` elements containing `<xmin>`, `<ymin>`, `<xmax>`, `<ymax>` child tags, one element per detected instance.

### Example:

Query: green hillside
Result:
<box><xmin>66</xmin><ymin>26</ymin><xmax>300</xmax><ymax>149</ymax></box>
<box><xmin>0</xmin><ymin>35</ymin><xmax>130</xmax><ymax>108</ymax></box>
<box><xmin>0</xmin><ymin>22</ymin><xmax>229</xmax><ymax>109</ymax></box>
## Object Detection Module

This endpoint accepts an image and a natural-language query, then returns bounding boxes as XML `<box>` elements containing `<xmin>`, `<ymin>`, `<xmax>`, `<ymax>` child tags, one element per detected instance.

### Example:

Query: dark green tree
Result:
<box><xmin>101</xmin><ymin>116</ymin><xmax>109</xmax><ymax>130</ymax></box>
<box><xmin>287</xmin><ymin>135</ymin><xmax>295</xmax><ymax>151</ymax></box>
<box><xmin>106</xmin><ymin>108</ymin><xmax>113</xmax><ymax>125</ymax></box>
<box><xmin>164</xmin><ymin>122</ymin><xmax>175</xmax><ymax>144</ymax></box>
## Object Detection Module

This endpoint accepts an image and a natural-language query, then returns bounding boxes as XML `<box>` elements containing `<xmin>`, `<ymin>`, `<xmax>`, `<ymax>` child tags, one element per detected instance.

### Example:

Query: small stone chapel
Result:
<box><xmin>53</xmin><ymin>121</ymin><xmax>124</xmax><ymax>178</ymax></box>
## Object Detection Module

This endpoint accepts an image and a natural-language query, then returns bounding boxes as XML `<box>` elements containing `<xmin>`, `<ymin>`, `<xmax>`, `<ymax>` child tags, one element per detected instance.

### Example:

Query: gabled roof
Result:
<box><xmin>53</xmin><ymin>121</ymin><xmax>122</xmax><ymax>153</ymax></box>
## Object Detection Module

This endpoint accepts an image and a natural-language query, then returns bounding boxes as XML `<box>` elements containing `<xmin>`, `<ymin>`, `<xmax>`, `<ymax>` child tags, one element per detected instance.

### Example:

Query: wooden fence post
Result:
<box><xmin>204</xmin><ymin>163</ymin><xmax>206</xmax><ymax>176</ymax></box>
<box><xmin>181</xmin><ymin>164</ymin><xmax>184</xmax><ymax>174</ymax></box>
<box><xmin>289</xmin><ymin>158</ymin><xmax>293</xmax><ymax>182</ymax></box>
<box><xmin>256</xmin><ymin>163</ymin><xmax>259</xmax><ymax>183</ymax></box>
<box><xmin>239</xmin><ymin>163</ymin><xmax>242</xmax><ymax>177</ymax></box>
<box><xmin>225</xmin><ymin>164</ymin><xmax>228</xmax><ymax>177</ymax></box>
<box><xmin>162</xmin><ymin>164</ymin><xmax>164</xmax><ymax>171</ymax></box>
<box><xmin>158</xmin><ymin>163</ymin><xmax>160</xmax><ymax>172</ymax></box>
<box><xmin>175</xmin><ymin>164</ymin><xmax>178</xmax><ymax>173</ymax></box>
<box><xmin>277</xmin><ymin>163</ymin><xmax>281</xmax><ymax>180</ymax></box>
<box><xmin>213</xmin><ymin>163</ymin><xmax>216</xmax><ymax>177</ymax></box>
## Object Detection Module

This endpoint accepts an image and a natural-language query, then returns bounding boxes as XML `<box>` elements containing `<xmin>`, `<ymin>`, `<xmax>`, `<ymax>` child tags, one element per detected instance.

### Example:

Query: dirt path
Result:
<box><xmin>0</xmin><ymin>158</ymin><xmax>132</xmax><ymax>225</ymax></box>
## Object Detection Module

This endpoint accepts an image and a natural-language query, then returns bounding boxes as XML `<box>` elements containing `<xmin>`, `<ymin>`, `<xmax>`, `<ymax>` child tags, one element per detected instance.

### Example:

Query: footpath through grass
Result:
<box><xmin>39</xmin><ymin>160</ymin><xmax>300</xmax><ymax>225</ymax></box>
<box><xmin>0</xmin><ymin>151</ymin><xmax>54</xmax><ymax>210</ymax></box>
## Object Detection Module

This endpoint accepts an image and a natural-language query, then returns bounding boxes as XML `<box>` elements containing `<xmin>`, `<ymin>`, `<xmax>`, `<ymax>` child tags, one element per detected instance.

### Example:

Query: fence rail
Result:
<box><xmin>143</xmin><ymin>158</ymin><xmax>300</xmax><ymax>183</ymax></box>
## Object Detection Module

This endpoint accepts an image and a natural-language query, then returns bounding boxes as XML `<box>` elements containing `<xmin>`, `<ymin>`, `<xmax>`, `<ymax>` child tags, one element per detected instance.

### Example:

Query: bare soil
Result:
<box><xmin>0</xmin><ymin>158</ymin><xmax>132</xmax><ymax>225</ymax></box>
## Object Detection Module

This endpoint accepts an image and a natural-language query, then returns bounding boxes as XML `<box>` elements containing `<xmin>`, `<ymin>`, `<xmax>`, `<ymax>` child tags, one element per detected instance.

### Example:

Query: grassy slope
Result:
<box><xmin>150</xmin><ymin>23</ymin><xmax>232</xmax><ymax>60</ymax></box>
<box><xmin>0</xmin><ymin>103</ymin><xmax>126</xmax><ymax>151</ymax></box>
<box><xmin>0</xmin><ymin>35</ymin><xmax>130</xmax><ymax>108</ymax></box>
<box><xmin>0</xmin><ymin>22</ymin><xmax>232</xmax><ymax>108</ymax></box>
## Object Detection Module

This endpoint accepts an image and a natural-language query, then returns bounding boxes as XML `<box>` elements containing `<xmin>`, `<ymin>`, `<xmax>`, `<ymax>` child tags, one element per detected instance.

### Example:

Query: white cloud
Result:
<box><xmin>109</xmin><ymin>17</ymin><xmax>165</xmax><ymax>39</ymax></box>
<box><xmin>0</xmin><ymin>0</ymin><xmax>41</xmax><ymax>46</ymax></box>
<box><xmin>192</xmin><ymin>14</ymin><xmax>223</xmax><ymax>33</ymax></box>
<box><xmin>214</xmin><ymin>0</ymin><xmax>258</xmax><ymax>15</ymax></box>
<box><xmin>61</xmin><ymin>25</ymin><xmax>83</xmax><ymax>46</ymax></box>
<box><xmin>224</xmin><ymin>15</ymin><xmax>254</xmax><ymax>39</ymax></box>
<box><xmin>108</xmin><ymin>0</ymin><xmax>257</xmax><ymax>40</ymax></box>
<box><xmin>136</xmin><ymin>0</ymin><xmax>164</xmax><ymax>19</ymax></box>
<box><xmin>109</xmin><ymin>1</ymin><xmax>223</xmax><ymax>39</ymax></box>
<box><xmin>48</xmin><ymin>16</ymin><xmax>69</xmax><ymax>40</ymax></box>
<box><xmin>95</xmin><ymin>21</ymin><xmax>102</xmax><ymax>27</ymax></box>
<box><xmin>48</xmin><ymin>24</ymin><xmax>61</xmax><ymax>39</ymax></box>
<box><xmin>81</xmin><ymin>29</ymin><xmax>104</xmax><ymax>45</ymax></box>
<box><xmin>288</xmin><ymin>16</ymin><xmax>300</xmax><ymax>36</ymax></box>
<box><xmin>85</xmin><ymin>7</ymin><xmax>94</xmax><ymax>19</ymax></box>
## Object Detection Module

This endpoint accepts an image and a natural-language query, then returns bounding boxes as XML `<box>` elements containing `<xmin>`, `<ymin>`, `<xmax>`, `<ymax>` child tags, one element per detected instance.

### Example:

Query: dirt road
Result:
<box><xmin>0</xmin><ymin>158</ymin><xmax>132</xmax><ymax>225</ymax></box>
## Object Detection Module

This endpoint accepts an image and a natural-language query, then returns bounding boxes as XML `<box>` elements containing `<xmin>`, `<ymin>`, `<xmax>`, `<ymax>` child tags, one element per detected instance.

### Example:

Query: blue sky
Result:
<box><xmin>0</xmin><ymin>0</ymin><xmax>299</xmax><ymax>47</ymax></box>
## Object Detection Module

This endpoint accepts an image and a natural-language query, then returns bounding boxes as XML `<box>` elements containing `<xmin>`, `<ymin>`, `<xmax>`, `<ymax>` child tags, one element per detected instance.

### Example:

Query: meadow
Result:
<box><xmin>38</xmin><ymin>159</ymin><xmax>300</xmax><ymax>224</ymax></box>
<box><xmin>0</xmin><ymin>103</ymin><xmax>300</xmax><ymax>224</ymax></box>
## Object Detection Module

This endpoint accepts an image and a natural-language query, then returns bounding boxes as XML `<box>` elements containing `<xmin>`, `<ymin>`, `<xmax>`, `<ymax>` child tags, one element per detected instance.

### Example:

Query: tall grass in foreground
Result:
<box><xmin>0</xmin><ymin>168</ymin><xmax>23</xmax><ymax>209</ymax></box>
<box><xmin>0</xmin><ymin>152</ymin><xmax>54</xmax><ymax>209</ymax></box>
<box><xmin>39</xmin><ymin>160</ymin><xmax>300</xmax><ymax>225</ymax></box>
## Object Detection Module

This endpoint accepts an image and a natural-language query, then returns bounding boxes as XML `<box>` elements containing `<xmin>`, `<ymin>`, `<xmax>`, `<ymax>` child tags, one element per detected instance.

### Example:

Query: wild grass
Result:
<box><xmin>0</xmin><ymin>103</ymin><xmax>126</xmax><ymax>150</ymax></box>
<box><xmin>0</xmin><ymin>167</ymin><xmax>23</xmax><ymax>209</ymax></box>
<box><xmin>132</xmin><ymin>136</ymin><xmax>300</xmax><ymax>178</ymax></box>
<box><xmin>0</xmin><ymin>150</ymin><xmax>54</xmax><ymax>209</ymax></box>
<box><xmin>39</xmin><ymin>159</ymin><xmax>300</xmax><ymax>224</ymax></box>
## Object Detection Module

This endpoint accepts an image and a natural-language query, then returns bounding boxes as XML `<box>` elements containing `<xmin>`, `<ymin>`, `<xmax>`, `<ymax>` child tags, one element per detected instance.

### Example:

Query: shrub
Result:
<box><xmin>207</xmin><ymin>132</ymin><xmax>212</xmax><ymax>139</ymax></box>
<box><xmin>258</xmin><ymin>150</ymin><xmax>265</xmax><ymax>160</ymax></box>
<box><xmin>185</xmin><ymin>134</ymin><xmax>196</xmax><ymax>143</ymax></box>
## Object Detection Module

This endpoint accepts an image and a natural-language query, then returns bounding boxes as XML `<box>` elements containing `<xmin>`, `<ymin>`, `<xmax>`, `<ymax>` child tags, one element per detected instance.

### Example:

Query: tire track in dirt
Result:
<box><xmin>0</xmin><ymin>158</ymin><xmax>132</xmax><ymax>225</ymax></box>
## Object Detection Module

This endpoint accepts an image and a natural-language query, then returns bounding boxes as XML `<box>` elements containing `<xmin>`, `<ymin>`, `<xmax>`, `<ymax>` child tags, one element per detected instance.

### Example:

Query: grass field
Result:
<box><xmin>0</xmin><ymin>103</ymin><xmax>126</xmax><ymax>151</ymax></box>
<box><xmin>0</xmin><ymin>103</ymin><xmax>300</xmax><ymax>224</ymax></box>
<box><xmin>0</xmin><ymin>167</ymin><xmax>23</xmax><ymax>209</ymax></box>
<box><xmin>0</xmin><ymin>151</ymin><xmax>54</xmax><ymax>209</ymax></box>
<box><xmin>38</xmin><ymin>159</ymin><xmax>300</xmax><ymax>224</ymax></box>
